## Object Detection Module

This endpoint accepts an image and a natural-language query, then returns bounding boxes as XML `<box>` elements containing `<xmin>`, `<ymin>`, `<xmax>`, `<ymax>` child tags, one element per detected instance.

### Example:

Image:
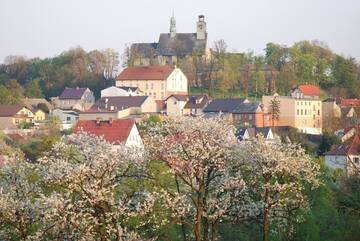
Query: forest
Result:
<box><xmin>0</xmin><ymin>40</ymin><xmax>359</xmax><ymax>104</ymax></box>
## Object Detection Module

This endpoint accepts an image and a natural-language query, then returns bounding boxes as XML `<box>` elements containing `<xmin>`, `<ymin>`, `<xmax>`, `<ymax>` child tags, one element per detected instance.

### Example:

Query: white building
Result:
<box><xmin>101</xmin><ymin>86</ymin><xmax>143</xmax><ymax>98</ymax></box>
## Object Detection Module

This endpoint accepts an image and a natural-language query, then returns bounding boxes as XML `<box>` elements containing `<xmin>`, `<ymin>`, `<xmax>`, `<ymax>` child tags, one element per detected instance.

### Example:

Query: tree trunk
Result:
<box><xmin>262</xmin><ymin>188</ymin><xmax>270</xmax><ymax>241</ymax></box>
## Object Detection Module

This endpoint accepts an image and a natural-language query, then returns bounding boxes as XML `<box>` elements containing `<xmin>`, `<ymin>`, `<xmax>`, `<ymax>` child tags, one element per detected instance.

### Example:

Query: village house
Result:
<box><xmin>74</xmin><ymin>119</ymin><xmax>143</xmax><ymax>148</ymax></box>
<box><xmin>231</xmin><ymin>102</ymin><xmax>270</xmax><ymax>127</ymax></box>
<box><xmin>183</xmin><ymin>94</ymin><xmax>210</xmax><ymax>116</ymax></box>
<box><xmin>100</xmin><ymin>86</ymin><xmax>143</xmax><ymax>98</ymax></box>
<box><xmin>325</xmin><ymin>134</ymin><xmax>360</xmax><ymax>176</ymax></box>
<box><xmin>203</xmin><ymin>98</ymin><xmax>249</xmax><ymax>121</ymax></box>
<box><xmin>236</xmin><ymin>127</ymin><xmax>274</xmax><ymax>141</ymax></box>
<box><xmin>291</xmin><ymin>84</ymin><xmax>321</xmax><ymax>99</ymax></box>
<box><xmin>165</xmin><ymin>95</ymin><xmax>188</xmax><ymax>116</ymax></box>
<box><xmin>130</xmin><ymin>15</ymin><xmax>210</xmax><ymax>66</ymax></box>
<box><xmin>0</xmin><ymin>105</ymin><xmax>34</xmax><ymax>129</ymax></box>
<box><xmin>50</xmin><ymin>109</ymin><xmax>79</xmax><ymax>130</ymax></box>
<box><xmin>340</xmin><ymin>98</ymin><xmax>360</xmax><ymax>107</ymax></box>
<box><xmin>262</xmin><ymin>88</ymin><xmax>322</xmax><ymax>135</ymax></box>
<box><xmin>116</xmin><ymin>65</ymin><xmax>188</xmax><ymax>102</ymax></box>
<box><xmin>52</xmin><ymin>87</ymin><xmax>95</xmax><ymax>111</ymax></box>
<box><xmin>165</xmin><ymin>94</ymin><xmax>210</xmax><ymax>116</ymax></box>
<box><xmin>21</xmin><ymin>98</ymin><xmax>52</xmax><ymax>123</ymax></box>
<box><xmin>79</xmin><ymin>96</ymin><xmax>157</xmax><ymax>121</ymax></box>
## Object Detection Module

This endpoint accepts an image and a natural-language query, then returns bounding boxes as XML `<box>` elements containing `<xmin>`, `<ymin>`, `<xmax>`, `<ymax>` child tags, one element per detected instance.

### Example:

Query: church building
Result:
<box><xmin>130</xmin><ymin>15</ymin><xmax>210</xmax><ymax>66</ymax></box>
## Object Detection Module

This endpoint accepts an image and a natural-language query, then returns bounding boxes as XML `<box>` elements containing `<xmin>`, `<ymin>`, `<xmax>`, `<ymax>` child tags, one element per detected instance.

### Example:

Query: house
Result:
<box><xmin>262</xmin><ymin>94</ymin><xmax>322</xmax><ymax>135</ymax></box>
<box><xmin>0</xmin><ymin>105</ymin><xmax>34</xmax><ymax>129</ymax></box>
<box><xmin>165</xmin><ymin>95</ymin><xmax>189</xmax><ymax>116</ymax></box>
<box><xmin>202</xmin><ymin>98</ymin><xmax>249</xmax><ymax>121</ymax></box>
<box><xmin>322</xmin><ymin>98</ymin><xmax>341</xmax><ymax>129</ymax></box>
<box><xmin>116</xmin><ymin>65</ymin><xmax>188</xmax><ymax>101</ymax></box>
<box><xmin>74</xmin><ymin>119</ymin><xmax>143</xmax><ymax>148</ymax></box>
<box><xmin>50</xmin><ymin>109</ymin><xmax>79</xmax><ymax>130</ymax></box>
<box><xmin>52</xmin><ymin>87</ymin><xmax>95</xmax><ymax>111</ymax></box>
<box><xmin>183</xmin><ymin>94</ymin><xmax>210</xmax><ymax>116</ymax></box>
<box><xmin>340</xmin><ymin>99</ymin><xmax>360</xmax><ymax>107</ymax></box>
<box><xmin>232</xmin><ymin>102</ymin><xmax>270</xmax><ymax>127</ymax></box>
<box><xmin>291</xmin><ymin>85</ymin><xmax>320</xmax><ymax>99</ymax></box>
<box><xmin>130</xmin><ymin>15</ymin><xmax>210</xmax><ymax>66</ymax></box>
<box><xmin>236</xmin><ymin>127</ymin><xmax>274</xmax><ymax>141</ymax></box>
<box><xmin>22</xmin><ymin>97</ymin><xmax>53</xmax><ymax>120</ymax></box>
<box><xmin>100</xmin><ymin>86</ymin><xmax>143</xmax><ymax>98</ymax></box>
<box><xmin>79</xmin><ymin>96</ymin><xmax>157</xmax><ymax>121</ymax></box>
<box><xmin>325</xmin><ymin>134</ymin><xmax>360</xmax><ymax>175</ymax></box>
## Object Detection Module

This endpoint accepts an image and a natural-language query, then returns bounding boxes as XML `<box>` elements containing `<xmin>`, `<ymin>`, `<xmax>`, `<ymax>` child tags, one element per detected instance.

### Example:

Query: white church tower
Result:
<box><xmin>196</xmin><ymin>15</ymin><xmax>206</xmax><ymax>40</ymax></box>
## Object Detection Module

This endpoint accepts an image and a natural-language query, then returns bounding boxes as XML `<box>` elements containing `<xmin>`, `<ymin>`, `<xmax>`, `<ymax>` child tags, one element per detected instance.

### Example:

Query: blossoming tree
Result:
<box><xmin>0</xmin><ymin>133</ymin><xmax>156</xmax><ymax>241</ymax></box>
<box><xmin>236</xmin><ymin>136</ymin><xmax>321</xmax><ymax>241</ymax></box>
<box><xmin>145</xmin><ymin>116</ymin><xmax>247</xmax><ymax>241</ymax></box>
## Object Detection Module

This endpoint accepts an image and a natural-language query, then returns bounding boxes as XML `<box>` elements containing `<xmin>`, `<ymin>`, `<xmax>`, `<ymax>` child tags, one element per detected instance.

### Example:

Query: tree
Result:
<box><xmin>145</xmin><ymin>116</ymin><xmax>247</xmax><ymax>241</ymax></box>
<box><xmin>0</xmin><ymin>160</ymin><xmax>41</xmax><ymax>240</ymax></box>
<box><xmin>25</xmin><ymin>79</ymin><xmax>43</xmax><ymax>98</ymax></box>
<box><xmin>0</xmin><ymin>134</ymin><xmax>156</xmax><ymax>240</ymax></box>
<box><xmin>333</xmin><ymin>56</ymin><xmax>358</xmax><ymax>98</ymax></box>
<box><xmin>269</xmin><ymin>97</ymin><xmax>280</xmax><ymax>127</ymax></box>
<box><xmin>103</xmin><ymin>48</ymin><xmax>120</xmax><ymax>81</ymax></box>
<box><xmin>236</xmin><ymin>136</ymin><xmax>320</xmax><ymax>241</ymax></box>
<box><xmin>318</xmin><ymin>132</ymin><xmax>341</xmax><ymax>156</ymax></box>
<box><xmin>0</xmin><ymin>85</ymin><xmax>23</xmax><ymax>104</ymax></box>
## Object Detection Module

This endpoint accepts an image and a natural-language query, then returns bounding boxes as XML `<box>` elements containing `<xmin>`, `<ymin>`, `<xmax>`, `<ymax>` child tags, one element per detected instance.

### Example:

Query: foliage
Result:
<box><xmin>236</xmin><ymin>136</ymin><xmax>321</xmax><ymax>241</ymax></box>
<box><xmin>0</xmin><ymin>134</ymin><xmax>156</xmax><ymax>241</ymax></box>
<box><xmin>269</xmin><ymin>97</ymin><xmax>280</xmax><ymax>126</ymax></box>
<box><xmin>318</xmin><ymin>131</ymin><xmax>341</xmax><ymax>156</ymax></box>
<box><xmin>145</xmin><ymin>116</ymin><xmax>248</xmax><ymax>241</ymax></box>
<box><xmin>0</xmin><ymin>85</ymin><xmax>23</xmax><ymax>104</ymax></box>
<box><xmin>24</xmin><ymin>79</ymin><xmax>43</xmax><ymax>98</ymax></box>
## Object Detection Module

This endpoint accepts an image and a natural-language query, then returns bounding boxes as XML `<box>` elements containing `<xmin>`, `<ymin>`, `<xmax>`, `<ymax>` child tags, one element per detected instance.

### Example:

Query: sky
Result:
<box><xmin>0</xmin><ymin>0</ymin><xmax>360</xmax><ymax>64</ymax></box>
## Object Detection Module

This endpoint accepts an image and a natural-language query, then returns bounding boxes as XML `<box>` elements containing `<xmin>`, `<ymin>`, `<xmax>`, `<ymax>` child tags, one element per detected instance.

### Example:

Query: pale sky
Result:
<box><xmin>0</xmin><ymin>0</ymin><xmax>359</xmax><ymax>64</ymax></box>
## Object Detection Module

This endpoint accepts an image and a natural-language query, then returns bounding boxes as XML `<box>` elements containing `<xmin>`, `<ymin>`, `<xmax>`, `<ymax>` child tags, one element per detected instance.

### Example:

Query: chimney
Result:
<box><xmin>96</xmin><ymin>118</ymin><xmax>101</xmax><ymax>125</ymax></box>
<box><xmin>110</xmin><ymin>106</ymin><xmax>114</xmax><ymax>111</ymax></box>
<box><xmin>109</xmin><ymin>118</ymin><xmax>113</xmax><ymax>125</ymax></box>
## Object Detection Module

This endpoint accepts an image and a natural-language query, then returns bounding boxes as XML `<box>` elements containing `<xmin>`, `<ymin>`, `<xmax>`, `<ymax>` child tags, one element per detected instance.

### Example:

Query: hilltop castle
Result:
<box><xmin>130</xmin><ymin>15</ymin><xmax>210</xmax><ymax>66</ymax></box>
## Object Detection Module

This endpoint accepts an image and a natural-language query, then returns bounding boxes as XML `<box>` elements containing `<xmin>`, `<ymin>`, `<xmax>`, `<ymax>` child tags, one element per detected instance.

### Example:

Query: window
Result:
<box><xmin>318</xmin><ymin>110</ymin><xmax>320</xmax><ymax>115</ymax></box>
<box><xmin>146</xmin><ymin>83</ymin><xmax>148</xmax><ymax>89</ymax></box>
<box><xmin>301</xmin><ymin>109</ymin><xmax>303</xmax><ymax>115</ymax></box>
<box><xmin>354</xmin><ymin>157</ymin><xmax>359</xmax><ymax>165</ymax></box>
<box><xmin>297</xmin><ymin>109</ymin><xmax>299</xmax><ymax>115</ymax></box>
<box><xmin>67</xmin><ymin>117</ymin><xmax>71</xmax><ymax>121</ymax></box>
<box><xmin>161</xmin><ymin>83</ymin><xmax>164</xmax><ymax>90</ymax></box>
<box><xmin>313</xmin><ymin>105</ymin><xmax>316</xmax><ymax>111</ymax></box>
<box><xmin>151</xmin><ymin>83</ymin><xmax>154</xmax><ymax>89</ymax></box>
<box><xmin>305</xmin><ymin>110</ymin><xmax>307</xmax><ymax>115</ymax></box>
<box><xmin>313</xmin><ymin>114</ymin><xmax>315</xmax><ymax>120</ymax></box>
<box><xmin>249</xmin><ymin>115</ymin><xmax>252</xmax><ymax>120</ymax></box>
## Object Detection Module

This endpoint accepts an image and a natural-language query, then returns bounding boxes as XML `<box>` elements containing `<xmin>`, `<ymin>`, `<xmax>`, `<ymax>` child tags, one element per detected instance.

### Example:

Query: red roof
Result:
<box><xmin>298</xmin><ymin>85</ymin><xmax>320</xmax><ymax>96</ymax></box>
<box><xmin>116</xmin><ymin>65</ymin><xmax>174</xmax><ymax>80</ymax></box>
<box><xmin>0</xmin><ymin>105</ymin><xmax>25</xmax><ymax>117</ymax></box>
<box><xmin>73</xmin><ymin>119</ymin><xmax>135</xmax><ymax>144</ymax></box>
<box><xmin>341</xmin><ymin>99</ymin><xmax>360</xmax><ymax>107</ymax></box>
<box><xmin>326</xmin><ymin>135</ymin><xmax>360</xmax><ymax>156</ymax></box>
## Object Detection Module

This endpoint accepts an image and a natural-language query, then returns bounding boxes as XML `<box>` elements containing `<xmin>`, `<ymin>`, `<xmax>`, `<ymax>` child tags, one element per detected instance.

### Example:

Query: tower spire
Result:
<box><xmin>170</xmin><ymin>11</ymin><xmax>176</xmax><ymax>38</ymax></box>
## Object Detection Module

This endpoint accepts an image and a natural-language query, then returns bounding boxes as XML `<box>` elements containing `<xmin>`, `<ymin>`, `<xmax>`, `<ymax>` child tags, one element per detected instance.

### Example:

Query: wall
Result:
<box><xmin>125</xmin><ymin>124</ymin><xmax>143</xmax><ymax>148</ymax></box>
<box><xmin>262</xmin><ymin>95</ymin><xmax>322</xmax><ymax>135</ymax></box>
<box><xmin>166</xmin><ymin>97</ymin><xmax>187</xmax><ymax>116</ymax></box>
<box><xmin>116</xmin><ymin>79</ymin><xmax>166</xmax><ymax>100</ymax></box>
<box><xmin>325</xmin><ymin>155</ymin><xmax>347</xmax><ymax>171</ymax></box>
<box><xmin>0</xmin><ymin>117</ymin><xmax>15</xmax><ymax>129</ymax></box>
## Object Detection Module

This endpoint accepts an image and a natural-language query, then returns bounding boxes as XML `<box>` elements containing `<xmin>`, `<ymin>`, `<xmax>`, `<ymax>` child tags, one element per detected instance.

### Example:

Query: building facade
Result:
<box><xmin>52</xmin><ymin>87</ymin><xmax>95</xmax><ymax>111</ymax></box>
<box><xmin>130</xmin><ymin>15</ymin><xmax>210</xmax><ymax>66</ymax></box>
<box><xmin>262</xmin><ymin>94</ymin><xmax>322</xmax><ymax>135</ymax></box>
<box><xmin>116</xmin><ymin>65</ymin><xmax>188</xmax><ymax>101</ymax></box>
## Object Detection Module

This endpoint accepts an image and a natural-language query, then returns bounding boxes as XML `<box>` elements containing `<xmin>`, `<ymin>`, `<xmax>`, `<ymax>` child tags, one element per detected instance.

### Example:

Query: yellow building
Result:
<box><xmin>262</xmin><ymin>94</ymin><xmax>322</xmax><ymax>135</ymax></box>
<box><xmin>116</xmin><ymin>65</ymin><xmax>188</xmax><ymax>101</ymax></box>
<box><xmin>0</xmin><ymin>105</ymin><xmax>34</xmax><ymax>129</ymax></box>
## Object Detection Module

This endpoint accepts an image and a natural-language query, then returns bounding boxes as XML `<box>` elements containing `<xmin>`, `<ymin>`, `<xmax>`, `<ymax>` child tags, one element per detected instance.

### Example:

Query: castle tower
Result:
<box><xmin>170</xmin><ymin>12</ymin><xmax>176</xmax><ymax>38</ymax></box>
<box><xmin>196</xmin><ymin>15</ymin><xmax>206</xmax><ymax>40</ymax></box>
